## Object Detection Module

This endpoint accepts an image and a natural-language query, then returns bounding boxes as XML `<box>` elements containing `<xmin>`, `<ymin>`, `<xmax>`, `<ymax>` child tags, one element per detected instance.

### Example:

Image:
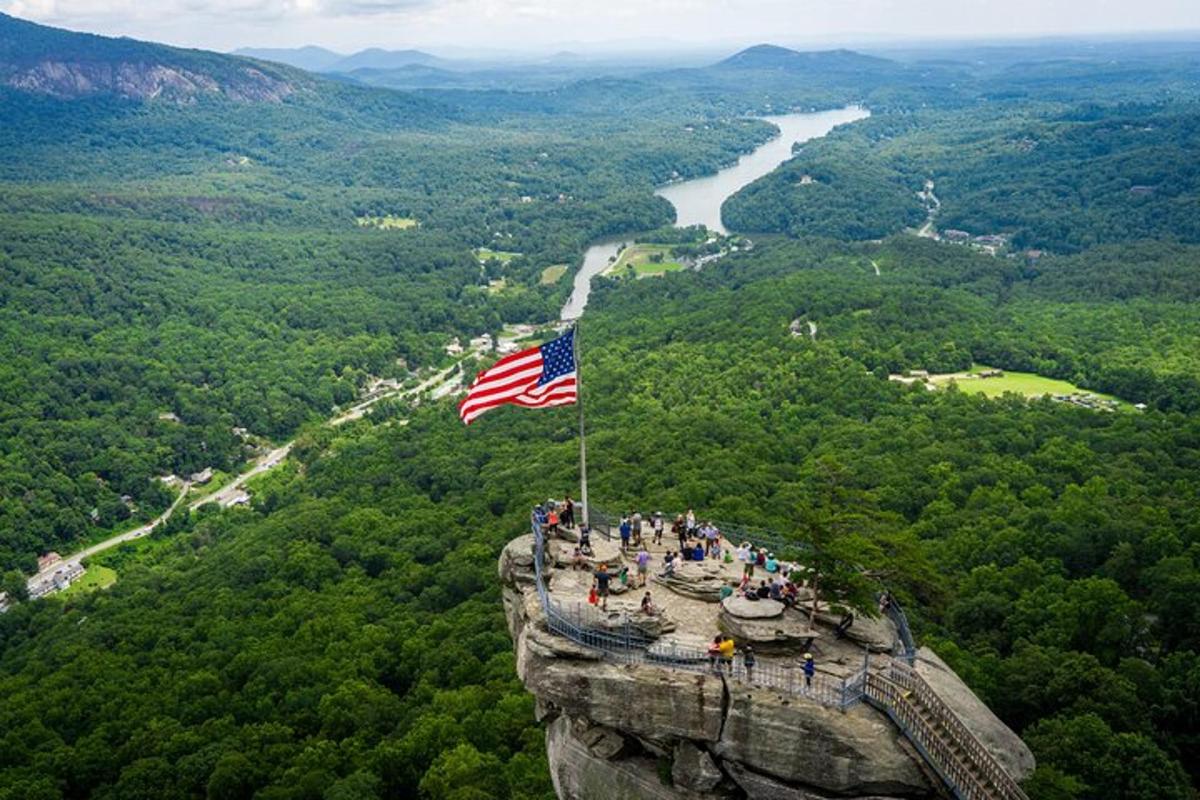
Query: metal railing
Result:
<box><xmin>863</xmin><ymin>662</ymin><xmax>1028</xmax><ymax>800</ymax></box>
<box><xmin>531</xmin><ymin>504</ymin><xmax>1024</xmax><ymax>800</ymax></box>
<box><xmin>531</xmin><ymin>519</ymin><xmax>861</xmax><ymax>709</ymax></box>
<box><xmin>583</xmin><ymin>504</ymin><xmax>918</xmax><ymax>665</ymax></box>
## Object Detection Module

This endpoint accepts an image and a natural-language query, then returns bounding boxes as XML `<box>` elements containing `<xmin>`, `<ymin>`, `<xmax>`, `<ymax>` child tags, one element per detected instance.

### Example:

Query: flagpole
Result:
<box><xmin>574</xmin><ymin>321</ymin><xmax>589</xmax><ymax>529</ymax></box>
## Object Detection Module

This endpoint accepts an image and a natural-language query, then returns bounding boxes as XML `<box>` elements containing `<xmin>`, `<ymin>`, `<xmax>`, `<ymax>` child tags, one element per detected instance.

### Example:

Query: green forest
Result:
<box><xmin>2</xmin><ymin>11</ymin><xmax>1200</xmax><ymax>800</ymax></box>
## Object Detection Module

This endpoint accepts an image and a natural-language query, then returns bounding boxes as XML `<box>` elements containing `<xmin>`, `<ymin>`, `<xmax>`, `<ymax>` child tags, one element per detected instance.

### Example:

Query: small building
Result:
<box><xmin>158</xmin><ymin>411</ymin><xmax>182</xmax><ymax>423</ymax></box>
<box><xmin>942</xmin><ymin>229</ymin><xmax>971</xmax><ymax>243</ymax></box>
<box><xmin>973</xmin><ymin>234</ymin><xmax>1008</xmax><ymax>247</ymax></box>
<box><xmin>1134</xmin><ymin>403</ymin><xmax>1148</xmax><ymax>411</ymax></box>
<box><xmin>908</xmin><ymin>369</ymin><xmax>930</xmax><ymax>379</ymax></box>
<box><xmin>445</xmin><ymin>338</ymin><xmax>464</xmax><ymax>356</ymax></box>
<box><xmin>37</xmin><ymin>552</ymin><xmax>62</xmax><ymax>572</ymax></box>
<box><xmin>221</xmin><ymin>489</ymin><xmax>251</xmax><ymax>509</ymax></box>
<box><xmin>190</xmin><ymin>468</ymin><xmax>214</xmax><ymax>485</ymax></box>
<box><xmin>798</xmin><ymin>175</ymin><xmax>815</xmax><ymax>185</ymax></box>
<box><xmin>978</xmin><ymin>369</ymin><xmax>1004</xmax><ymax>379</ymax></box>
<box><xmin>1128</xmin><ymin>185</ymin><xmax>1156</xmax><ymax>196</ymax></box>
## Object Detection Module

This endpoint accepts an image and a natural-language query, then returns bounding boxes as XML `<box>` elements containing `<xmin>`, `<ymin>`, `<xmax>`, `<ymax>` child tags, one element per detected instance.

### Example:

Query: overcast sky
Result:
<box><xmin>4</xmin><ymin>0</ymin><xmax>1200</xmax><ymax>55</ymax></box>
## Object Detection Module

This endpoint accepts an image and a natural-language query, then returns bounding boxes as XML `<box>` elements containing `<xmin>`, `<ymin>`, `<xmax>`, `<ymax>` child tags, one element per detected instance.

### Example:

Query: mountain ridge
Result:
<box><xmin>0</xmin><ymin>12</ymin><xmax>307</xmax><ymax>102</ymax></box>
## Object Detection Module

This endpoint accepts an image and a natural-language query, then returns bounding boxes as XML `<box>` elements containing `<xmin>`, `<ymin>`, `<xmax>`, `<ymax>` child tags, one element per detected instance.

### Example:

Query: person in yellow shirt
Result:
<box><xmin>718</xmin><ymin>636</ymin><xmax>735</xmax><ymax>674</ymax></box>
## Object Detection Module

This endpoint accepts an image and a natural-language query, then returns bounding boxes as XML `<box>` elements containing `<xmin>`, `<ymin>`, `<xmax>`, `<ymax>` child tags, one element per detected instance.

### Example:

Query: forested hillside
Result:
<box><xmin>2</xmin><ymin>15</ymin><xmax>1200</xmax><ymax>800</ymax></box>
<box><xmin>3</xmin><ymin>234</ymin><xmax>1198</xmax><ymax>799</ymax></box>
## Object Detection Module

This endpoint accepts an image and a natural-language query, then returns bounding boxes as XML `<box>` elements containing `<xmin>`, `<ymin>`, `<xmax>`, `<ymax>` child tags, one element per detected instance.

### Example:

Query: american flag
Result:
<box><xmin>458</xmin><ymin>328</ymin><xmax>578</xmax><ymax>425</ymax></box>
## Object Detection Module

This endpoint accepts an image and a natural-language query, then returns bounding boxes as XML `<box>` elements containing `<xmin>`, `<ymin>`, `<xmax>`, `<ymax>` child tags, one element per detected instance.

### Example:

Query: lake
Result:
<box><xmin>561</xmin><ymin>105</ymin><xmax>869</xmax><ymax>321</ymax></box>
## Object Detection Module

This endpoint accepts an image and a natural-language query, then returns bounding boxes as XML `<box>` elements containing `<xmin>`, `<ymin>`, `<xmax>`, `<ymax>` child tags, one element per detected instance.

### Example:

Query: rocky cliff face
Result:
<box><xmin>3</xmin><ymin>59</ymin><xmax>298</xmax><ymax>102</ymax></box>
<box><xmin>500</xmin><ymin>534</ymin><xmax>1034</xmax><ymax>800</ymax></box>
<box><xmin>0</xmin><ymin>12</ymin><xmax>302</xmax><ymax>102</ymax></box>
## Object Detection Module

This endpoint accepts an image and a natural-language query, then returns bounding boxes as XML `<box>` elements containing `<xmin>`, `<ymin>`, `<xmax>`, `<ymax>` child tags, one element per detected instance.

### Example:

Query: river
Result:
<box><xmin>560</xmin><ymin>105</ymin><xmax>868</xmax><ymax>321</ymax></box>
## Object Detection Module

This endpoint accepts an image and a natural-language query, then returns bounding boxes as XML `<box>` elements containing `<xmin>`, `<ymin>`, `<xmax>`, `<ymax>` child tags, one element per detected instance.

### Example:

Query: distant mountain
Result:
<box><xmin>327</xmin><ymin>48</ymin><xmax>443</xmax><ymax>73</ymax></box>
<box><xmin>232</xmin><ymin>45</ymin><xmax>343</xmax><ymax>72</ymax></box>
<box><xmin>0</xmin><ymin>12</ymin><xmax>306</xmax><ymax>102</ymax></box>
<box><xmin>717</xmin><ymin>44</ymin><xmax>897</xmax><ymax>74</ymax></box>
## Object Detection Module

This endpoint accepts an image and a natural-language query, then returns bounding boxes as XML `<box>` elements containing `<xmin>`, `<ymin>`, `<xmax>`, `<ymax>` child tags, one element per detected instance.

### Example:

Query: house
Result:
<box><xmin>978</xmin><ymin>369</ymin><xmax>1004</xmax><ymax>379</ymax></box>
<box><xmin>973</xmin><ymin>234</ymin><xmax>1008</xmax><ymax>247</ymax></box>
<box><xmin>37</xmin><ymin>552</ymin><xmax>62</xmax><ymax>572</ymax></box>
<box><xmin>1134</xmin><ymin>403</ymin><xmax>1148</xmax><ymax>411</ymax></box>
<box><xmin>1128</xmin><ymin>185</ymin><xmax>1156</xmax><ymax>196</ymax></box>
<box><xmin>519</xmin><ymin>195</ymin><xmax>534</xmax><ymax>204</ymax></box>
<box><xmin>445</xmin><ymin>338</ymin><xmax>464</xmax><ymax>356</ymax></box>
<box><xmin>908</xmin><ymin>369</ymin><xmax>930</xmax><ymax>379</ymax></box>
<box><xmin>221</xmin><ymin>489</ymin><xmax>251</xmax><ymax>509</ymax></box>
<box><xmin>942</xmin><ymin>229</ymin><xmax>971</xmax><ymax>243</ymax></box>
<box><xmin>798</xmin><ymin>174</ymin><xmax>815</xmax><ymax>185</ymax></box>
<box><xmin>190</xmin><ymin>467</ymin><xmax>214</xmax><ymax>485</ymax></box>
<box><xmin>158</xmin><ymin>411</ymin><xmax>182</xmax><ymax>423</ymax></box>
<box><xmin>469</xmin><ymin>334</ymin><xmax>493</xmax><ymax>350</ymax></box>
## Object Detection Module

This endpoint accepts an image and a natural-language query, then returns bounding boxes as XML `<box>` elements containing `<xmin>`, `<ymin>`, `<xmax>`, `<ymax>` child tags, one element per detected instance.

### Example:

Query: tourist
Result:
<box><xmin>802</xmin><ymin>653</ymin><xmax>815</xmax><ymax>688</ymax></box>
<box><xmin>708</xmin><ymin>635</ymin><xmax>723</xmax><ymax>673</ymax></box>
<box><xmin>686</xmin><ymin>508</ymin><xmax>697</xmax><ymax>537</ymax></box>
<box><xmin>718</xmin><ymin>635</ymin><xmax>735</xmax><ymax>674</ymax></box>
<box><xmin>632</xmin><ymin>511</ymin><xmax>644</xmax><ymax>546</ymax></box>
<box><xmin>660</xmin><ymin>551</ymin><xmax>677</xmax><ymax>578</ymax></box>
<box><xmin>878</xmin><ymin>591</ymin><xmax>892</xmax><ymax>615</ymax></box>
<box><xmin>579</xmin><ymin>525</ymin><xmax>593</xmax><ymax>556</ymax></box>
<box><xmin>532</xmin><ymin>504</ymin><xmax>547</xmax><ymax>535</ymax></box>
<box><xmin>834</xmin><ymin>612</ymin><xmax>854</xmax><ymax>639</ymax></box>
<box><xmin>755</xmin><ymin>549</ymin><xmax>767</xmax><ymax>571</ymax></box>
<box><xmin>719</xmin><ymin>583</ymin><xmax>734</xmax><ymax>600</ymax></box>
<box><xmin>562</xmin><ymin>495</ymin><xmax>575</xmax><ymax>529</ymax></box>
<box><xmin>652</xmin><ymin>511</ymin><xmax>665</xmax><ymax>545</ymax></box>
<box><xmin>547</xmin><ymin>506</ymin><xmax>560</xmax><ymax>536</ymax></box>
<box><xmin>618</xmin><ymin>565</ymin><xmax>630</xmax><ymax>588</ymax></box>
<box><xmin>641</xmin><ymin>591</ymin><xmax>658</xmax><ymax>616</ymax></box>
<box><xmin>782</xmin><ymin>581</ymin><xmax>799</xmax><ymax>608</ymax></box>
<box><xmin>619</xmin><ymin>514</ymin><xmax>632</xmax><ymax>551</ymax></box>
<box><xmin>710</xmin><ymin>538</ymin><xmax>723</xmax><ymax>561</ymax></box>
<box><xmin>704</xmin><ymin>522</ymin><xmax>720</xmax><ymax>556</ymax></box>
<box><xmin>692</xmin><ymin>541</ymin><xmax>705</xmax><ymax>562</ymax></box>
<box><xmin>755</xmin><ymin>580</ymin><xmax>770</xmax><ymax>600</ymax></box>
<box><xmin>740</xmin><ymin>543</ymin><xmax>755</xmax><ymax>578</ymax></box>
<box><xmin>593</xmin><ymin>564</ymin><xmax>612</xmax><ymax>611</ymax></box>
<box><xmin>571</xmin><ymin>546</ymin><xmax>587</xmax><ymax>570</ymax></box>
<box><xmin>673</xmin><ymin>514</ymin><xmax>687</xmax><ymax>549</ymax></box>
<box><xmin>741</xmin><ymin>645</ymin><xmax>756</xmax><ymax>683</ymax></box>
<box><xmin>768</xmin><ymin>578</ymin><xmax>783</xmax><ymax>602</ymax></box>
<box><xmin>635</xmin><ymin>545</ymin><xmax>651</xmax><ymax>587</ymax></box>
<box><xmin>764</xmin><ymin>552</ymin><xmax>778</xmax><ymax>573</ymax></box>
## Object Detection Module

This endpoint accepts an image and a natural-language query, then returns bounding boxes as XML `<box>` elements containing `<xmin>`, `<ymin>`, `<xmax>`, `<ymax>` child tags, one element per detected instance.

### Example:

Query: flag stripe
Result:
<box><xmin>459</xmin><ymin>329</ymin><xmax>578</xmax><ymax>424</ymax></box>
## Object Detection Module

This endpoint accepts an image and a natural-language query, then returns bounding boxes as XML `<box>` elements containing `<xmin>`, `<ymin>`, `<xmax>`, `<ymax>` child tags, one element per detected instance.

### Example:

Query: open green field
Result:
<box><xmin>540</xmin><ymin>264</ymin><xmax>568</xmax><ymax>284</ymax></box>
<box><xmin>60</xmin><ymin>565</ymin><xmax>118</xmax><ymax>597</ymax></box>
<box><xmin>355</xmin><ymin>215</ymin><xmax>419</xmax><ymax>230</ymax></box>
<box><xmin>604</xmin><ymin>243</ymin><xmax>685</xmax><ymax>278</ymax></box>
<box><xmin>932</xmin><ymin>365</ymin><xmax>1122</xmax><ymax>403</ymax></box>
<box><xmin>475</xmin><ymin>247</ymin><xmax>521</xmax><ymax>264</ymax></box>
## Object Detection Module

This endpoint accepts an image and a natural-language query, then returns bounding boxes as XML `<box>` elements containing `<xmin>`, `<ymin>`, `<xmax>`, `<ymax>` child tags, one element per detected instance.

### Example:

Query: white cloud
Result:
<box><xmin>3</xmin><ymin>0</ymin><xmax>1199</xmax><ymax>53</ymax></box>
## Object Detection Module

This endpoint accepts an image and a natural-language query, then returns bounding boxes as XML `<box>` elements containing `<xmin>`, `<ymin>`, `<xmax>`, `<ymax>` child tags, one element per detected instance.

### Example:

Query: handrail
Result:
<box><xmin>584</xmin><ymin>503</ymin><xmax>919</xmax><ymax>665</ymax></box>
<box><xmin>864</xmin><ymin>664</ymin><xmax>1028</xmax><ymax>800</ymax></box>
<box><xmin>530</xmin><ymin>519</ymin><xmax>860</xmax><ymax>709</ymax></box>
<box><xmin>532</xmin><ymin>504</ymin><xmax>1025</xmax><ymax>800</ymax></box>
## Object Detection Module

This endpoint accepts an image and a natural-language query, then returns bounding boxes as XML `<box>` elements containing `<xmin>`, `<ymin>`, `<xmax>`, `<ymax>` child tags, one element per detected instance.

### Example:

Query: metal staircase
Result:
<box><xmin>863</xmin><ymin>661</ymin><xmax>1028</xmax><ymax>800</ymax></box>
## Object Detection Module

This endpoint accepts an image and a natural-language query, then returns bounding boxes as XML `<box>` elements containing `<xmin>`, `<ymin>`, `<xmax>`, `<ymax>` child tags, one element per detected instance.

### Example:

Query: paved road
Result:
<box><xmin>20</xmin><ymin>359</ymin><xmax>469</xmax><ymax>602</ymax></box>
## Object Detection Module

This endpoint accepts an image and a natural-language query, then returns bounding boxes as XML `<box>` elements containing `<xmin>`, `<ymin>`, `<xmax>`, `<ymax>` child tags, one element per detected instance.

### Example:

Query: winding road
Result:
<box><xmin>22</xmin><ymin>360</ymin><xmax>467</xmax><ymax>601</ymax></box>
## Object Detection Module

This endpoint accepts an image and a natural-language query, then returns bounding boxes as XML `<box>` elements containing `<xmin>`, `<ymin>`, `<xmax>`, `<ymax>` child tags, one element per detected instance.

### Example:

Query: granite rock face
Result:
<box><xmin>503</xmin><ymin>539</ymin><xmax>1031</xmax><ymax>799</ymax></box>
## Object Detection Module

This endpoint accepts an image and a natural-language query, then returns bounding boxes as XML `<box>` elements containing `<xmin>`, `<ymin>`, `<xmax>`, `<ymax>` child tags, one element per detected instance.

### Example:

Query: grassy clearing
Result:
<box><xmin>61</xmin><ymin>565</ymin><xmax>117</xmax><ymax>597</ymax></box>
<box><xmin>356</xmin><ymin>215</ymin><xmax>419</xmax><ymax>230</ymax></box>
<box><xmin>475</xmin><ymin>248</ymin><xmax>521</xmax><ymax>263</ymax></box>
<box><xmin>932</xmin><ymin>365</ymin><xmax>1121</xmax><ymax>402</ymax></box>
<box><xmin>540</xmin><ymin>264</ymin><xmax>568</xmax><ymax>285</ymax></box>
<box><xmin>605</xmin><ymin>243</ymin><xmax>685</xmax><ymax>278</ymax></box>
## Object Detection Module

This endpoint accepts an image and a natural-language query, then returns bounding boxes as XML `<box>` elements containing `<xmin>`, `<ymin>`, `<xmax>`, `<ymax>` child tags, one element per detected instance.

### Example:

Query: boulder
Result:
<box><xmin>498</xmin><ymin>533</ymin><xmax>538</xmax><ymax>586</ymax></box>
<box><xmin>813</xmin><ymin>609</ymin><xmax>898</xmax><ymax>652</ymax></box>
<box><xmin>673</xmin><ymin>741</ymin><xmax>725</xmax><ymax>793</ymax></box>
<box><xmin>713</xmin><ymin>684</ymin><xmax>932</xmax><ymax>796</ymax></box>
<box><xmin>722</xmin><ymin>596</ymin><xmax>785</xmax><ymax>619</ymax></box>
<box><xmin>546</xmin><ymin>714</ymin><xmax>713</xmax><ymax>800</ymax></box>
<box><xmin>515</xmin><ymin>627</ymin><xmax>726</xmax><ymax>743</ymax></box>
<box><xmin>653</xmin><ymin>569</ymin><xmax>731</xmax><ymax>602</ymax></box>
<box><xmin>719</xmin><ymin>609</ymin><xmax>821</xmax><ymax>650</ymax></box>
<box><xmin>913</xmin><ymin>647</ymin><xmax>1036</xmax><ymax>781</ymax></box>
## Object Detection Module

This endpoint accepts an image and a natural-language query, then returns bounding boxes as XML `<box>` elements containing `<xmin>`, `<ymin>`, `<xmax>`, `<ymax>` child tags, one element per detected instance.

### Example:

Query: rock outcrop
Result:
<box><xmin>502</xmin><ymin>533</ymin><xmax>1034</xmax><ymax>800</ymax></box>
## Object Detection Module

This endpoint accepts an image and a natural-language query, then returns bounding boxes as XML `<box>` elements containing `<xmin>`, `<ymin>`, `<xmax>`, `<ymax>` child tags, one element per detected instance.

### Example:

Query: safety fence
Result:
<box><xmin>863</xmin><ymin>661</ymin><xmax>1029</xmax><ymax>800</ymax></box>
<box><xmin>530</xmin><ymin>505</ymin><xmax>1026</xmax><ymax>800</ymax></box>
<box><xmin>584</xmin><ymin>504</ymin><xmax>918</xmax><ymax>664</ymax></box>
<box><xmin>532</xmin><ymin>520</ymin><xmax>866</xmax><ymax>709</ymax></box>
